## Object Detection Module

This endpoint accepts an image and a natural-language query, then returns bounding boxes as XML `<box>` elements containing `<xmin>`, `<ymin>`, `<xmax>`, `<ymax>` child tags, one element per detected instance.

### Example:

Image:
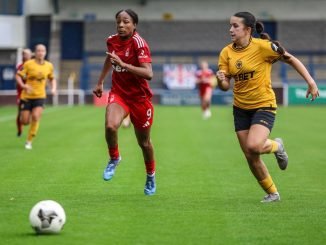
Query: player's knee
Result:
<box><xmin>138</xmin><ymin>139</ymin><xmax>152</xmax><ymax>150</ymax></box>
<box><xmin>246</xmin><ymin>142</ymin><xmax>262</xmax><ymax>154</ymax></box>
<box><xmin>20</xmin><ymin>118</ymin><xmax>29</xmax><ymax>125</ymax></box>
<box><xmin>105</xmin><ymin>122</ymin><xmax>119</xmax><ymax>133</ymax></box>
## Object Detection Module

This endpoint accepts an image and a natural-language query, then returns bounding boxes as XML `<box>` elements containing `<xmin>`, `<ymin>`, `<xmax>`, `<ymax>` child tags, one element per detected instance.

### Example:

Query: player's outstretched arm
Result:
<box><xmin>281</xmin><ymin>52</ymin><xmax>319</xmax><ymax>101</ymax></box>
<box><xmin>16</xmin><ymin>73</ymin><xmax>32</xmax><ymax>93</ymax></box>
<box><xmin>50</xmin><ymin>78</ymin><xmax>57</xmax><ymax>95</ymax></box>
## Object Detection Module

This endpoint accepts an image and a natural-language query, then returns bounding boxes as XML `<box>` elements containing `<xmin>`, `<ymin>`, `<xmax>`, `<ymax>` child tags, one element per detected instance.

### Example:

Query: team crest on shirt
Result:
<box><xmin>125</xmin><ymin>48</ymin><xmax>130</xmax><ymax>57</ymax></box>
<box><xmin>235</xmin><ymin>60</ymin><xmax>242</xmax><ymax>69</ymax></box>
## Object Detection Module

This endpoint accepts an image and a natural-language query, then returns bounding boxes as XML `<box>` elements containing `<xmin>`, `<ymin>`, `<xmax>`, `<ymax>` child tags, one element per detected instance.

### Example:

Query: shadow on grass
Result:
<box><xmin>16</xmin><ymin>231</ymin><xmax>65</xmax><ymax>237</ymax></box>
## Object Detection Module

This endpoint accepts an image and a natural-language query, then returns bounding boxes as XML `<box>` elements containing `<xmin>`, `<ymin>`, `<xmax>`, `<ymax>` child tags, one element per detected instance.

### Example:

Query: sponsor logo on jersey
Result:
<box><xmin>112</xmin><ymin>63</ymin><xmax>127</xmax><ymax>72</ymax></box>
<box><xmin>234</xmin><ymin>71</ymin><xmax>255</xmax><ymax>82</ymax></box>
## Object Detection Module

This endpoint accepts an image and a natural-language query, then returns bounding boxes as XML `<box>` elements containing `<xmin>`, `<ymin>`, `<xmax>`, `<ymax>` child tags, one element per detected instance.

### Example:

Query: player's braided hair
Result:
<box><xmin>115</xmin><ymin>9</ymin><xmax>139</xmax><ymax>25</ymax></box>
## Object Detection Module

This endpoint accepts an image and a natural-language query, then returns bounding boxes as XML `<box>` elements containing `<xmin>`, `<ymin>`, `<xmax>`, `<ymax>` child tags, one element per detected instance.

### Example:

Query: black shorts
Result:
<box><xmin>233</xmin><ymin>106</ymin><xmax>276</xmax><ymax>132</ymax></box>
<box><xmin>20</xmin><ymin>99</ymin><xmax>45</xmax><ymax>111</ymax></box>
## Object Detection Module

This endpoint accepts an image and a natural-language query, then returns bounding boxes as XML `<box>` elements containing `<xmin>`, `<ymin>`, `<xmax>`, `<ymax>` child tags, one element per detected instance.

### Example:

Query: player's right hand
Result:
<box><xmin>216</xmin><ymin>70</ymin><xmax>226</xmax><ymax>82</ymax></box>
<box><xmin>24</xmin><ymin>84</ymin><xmax>33</xmax><ymax>94</ymax></box>
<box><xmin>93</xmin><ymin>84</ymin><xmax>103</xmax><ymax>98</ymax></box>
<box><xmin>306</xmin><ymin>82</ymin><xmax>319</xmax><ymax>101</ymax></box>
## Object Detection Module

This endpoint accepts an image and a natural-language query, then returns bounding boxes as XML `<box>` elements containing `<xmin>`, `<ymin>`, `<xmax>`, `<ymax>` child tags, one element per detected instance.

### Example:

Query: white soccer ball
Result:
<box><xmin>29</xmin><ymin>200</ymin><xmax>66</xmax><ymax>234</ymax></box>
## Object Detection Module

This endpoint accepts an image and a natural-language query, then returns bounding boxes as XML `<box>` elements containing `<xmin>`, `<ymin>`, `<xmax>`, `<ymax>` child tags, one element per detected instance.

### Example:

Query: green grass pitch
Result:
<box><xmin>0</xmin><ymin>105</ymin><xmax>325</xmax><ymax>245</ymax></box>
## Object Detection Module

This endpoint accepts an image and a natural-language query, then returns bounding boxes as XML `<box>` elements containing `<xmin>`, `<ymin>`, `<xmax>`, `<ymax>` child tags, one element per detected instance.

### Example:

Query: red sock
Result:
<box><xmin>108</xmin><ymin>145</ymin><xmax>119</xmax><ymax>160</ymax></box>
<box><xmin>145</xmin><ymin>160</ymin><xmax>156</xmax><ymax>175</ymax></box>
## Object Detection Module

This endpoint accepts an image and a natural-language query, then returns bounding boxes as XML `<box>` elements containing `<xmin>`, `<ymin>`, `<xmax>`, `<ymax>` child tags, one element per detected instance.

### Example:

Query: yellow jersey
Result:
<box><xmin>218</xmin><ymin>38</ymin><xmax>282</xmax><ymax>110</ymax></box>
<box><xmin>18</xmin><ymin>59</ymin><xmax>54</xmax><ymax>100</ymax></box>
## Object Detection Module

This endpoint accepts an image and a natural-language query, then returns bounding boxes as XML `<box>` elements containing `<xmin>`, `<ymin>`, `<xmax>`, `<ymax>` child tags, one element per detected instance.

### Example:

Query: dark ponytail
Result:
<box><xmin>255</xmin><ymin>21</ymin><xmax>271</xmax><ymax>40</ymax></box>
<box><xmin>255</xmin><ymin>21</ymin><xmax>287</xmax><ymax>57</ymax></box>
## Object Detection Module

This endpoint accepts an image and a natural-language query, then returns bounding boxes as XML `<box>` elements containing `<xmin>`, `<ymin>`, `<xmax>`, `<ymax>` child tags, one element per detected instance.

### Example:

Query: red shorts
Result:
<box><xmin>199</xmin><ymin>83</ymin><xmax>212</xmax><ymax>98</ymax></box>
<box><xmin>108</xmin><ymin>92</ymin><xmax>154</xmax><ymax>130</ymax></box>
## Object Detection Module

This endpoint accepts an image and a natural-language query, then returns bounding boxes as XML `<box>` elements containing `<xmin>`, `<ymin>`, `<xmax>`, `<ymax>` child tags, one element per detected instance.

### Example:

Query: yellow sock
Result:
<box><xmin>259</xmin><ymin>175</ymin><xmax>278</xmax><ymax>194</ymax></box>
<box><xmin>269</xmin><ymin>140</ymin><xmax>279</xmax><ymax>153</ymax></box>
<box><xmin>27</xmin><ymin>121</ymin><xmax>40</xmax><ymax>142</ymax></box>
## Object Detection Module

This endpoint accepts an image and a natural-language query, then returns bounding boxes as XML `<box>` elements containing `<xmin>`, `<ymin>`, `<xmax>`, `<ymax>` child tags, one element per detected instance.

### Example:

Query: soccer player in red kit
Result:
<box><xmin>93</xmin><ymin>9</ymin><xmax>156</xmax><ymax>195</ymax></box>
<box><xmin>16</xmin><ymin>48</ymin><xmax>33</xmax><ymax>136</ymax></box>
<box><xmin>195</xmin><ymin>61</ymin><xmax>215</xmax><ymax>119</ymax></box>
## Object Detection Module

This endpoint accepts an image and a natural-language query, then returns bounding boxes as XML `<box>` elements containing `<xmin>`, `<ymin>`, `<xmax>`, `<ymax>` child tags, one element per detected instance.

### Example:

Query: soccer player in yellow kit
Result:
<box><xmin>16</xmin><ymin>44</ymin><xmax>57</xmax><ymax>150</ymax></box>
<box><xmin>216</xmin><ymin>12</ymin><xmax>319</xmax><ymax>202</ymax></box>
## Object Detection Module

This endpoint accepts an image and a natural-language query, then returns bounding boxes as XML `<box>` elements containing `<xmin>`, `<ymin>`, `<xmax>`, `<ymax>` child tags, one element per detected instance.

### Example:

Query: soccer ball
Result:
<box><xmin>29</xmin><ymin>200</ymin><xmax>66</xmax><ymax>234</ymax></box>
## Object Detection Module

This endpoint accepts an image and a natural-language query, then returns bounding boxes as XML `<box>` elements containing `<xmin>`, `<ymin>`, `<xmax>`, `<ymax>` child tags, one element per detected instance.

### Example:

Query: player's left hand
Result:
<box><xmin>306</xmin><ymin>82</ymin><xmax>319</xmax><ymax>101</ymax></box>
<box><xmin>216</xmin><ymin>70</ymin><xmax>226</xmax><ymax>82</ymax></box>
<box><xmin>93</xmin><ymin>83</ymin><xmax>103</xmax><ymax>98</ymax></box>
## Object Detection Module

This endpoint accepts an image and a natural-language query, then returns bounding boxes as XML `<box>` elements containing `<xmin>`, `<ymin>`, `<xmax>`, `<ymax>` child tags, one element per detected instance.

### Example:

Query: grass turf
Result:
<box><xmin>0</xmin><ymin>105</ymin><xmax>325</xmax><ymax>245</ymax></box>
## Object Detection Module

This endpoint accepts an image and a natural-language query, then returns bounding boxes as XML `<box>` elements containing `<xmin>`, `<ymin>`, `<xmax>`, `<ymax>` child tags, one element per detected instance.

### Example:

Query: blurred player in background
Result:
<box><xmin>93</xmin><ymin>9</ymin><xmax>156</xmax><ymax>195</ymax></box>
<box><xmin>16</xmin><ymin>44</ymin><xmax>57</xmax><ymax>150</ymax></box>
<box><xmin>195</xmin><ymin>60</ymin><xmax>215</xmax><ymax>119</ymax></box>
<box><xmin>216</xmin><ymin>12</ymin><xmax>319</xmax><ymax>202</ymax></box>
<box><xmin>15</xmin><ymin>48</ymin><xmax>33</xmax><ymax>136</ymax></box>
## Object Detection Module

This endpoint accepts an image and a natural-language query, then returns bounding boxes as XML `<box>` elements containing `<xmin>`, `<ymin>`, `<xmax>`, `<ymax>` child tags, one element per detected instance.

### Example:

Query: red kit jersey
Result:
<box><xmin>195</xmin><ymin>68</ymin><xmax>214</xmax><ymax>96</ymax></box>
<box><xmin>195</xmin><ymin>69</ymin><xmax>214</xmax><ymax>85</ymax></box>
<box><xmin>106</xmin><ymin>32</ymin><xmax>153</xmax><ymax>101</ymax></box>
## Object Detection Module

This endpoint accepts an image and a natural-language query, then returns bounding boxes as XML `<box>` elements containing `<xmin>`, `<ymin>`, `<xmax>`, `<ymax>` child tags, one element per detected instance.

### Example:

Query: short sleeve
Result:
<box><xmin>48</xmin><ymin>63</ymin><xmax>54</xmax><ymax>80</ymax></box>
<box><xmin>17</xmin><ymin>61</ymin><xmax>29</xmax><ymax>78</ymax></box>
<box><xmin>136</xmin><ymin>45</ymin><xmax>152</xmax><ymax>64</ymax></box>
<box><xmin>106</xmin><ymin>35</ymin><xmax>113</xmax><ymax>53</ymax></box>
<box><xmin>218</xmin><ymin>47</ymin><xmax>231</xmax><ymax>77</ymax></box>
<box><xmin>260</xmin><ymin>40</ymin><xmax>282</xmax><ymax>63</ymax></box>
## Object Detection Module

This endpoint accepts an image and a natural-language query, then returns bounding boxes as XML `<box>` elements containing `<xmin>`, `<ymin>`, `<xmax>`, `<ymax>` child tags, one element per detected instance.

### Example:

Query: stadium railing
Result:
<box><xmin>279</xmin><ymin>51</ymin><xmax>326</xmax><ymax>105</ymax></box>
<box><xmin>1</xmin><ymin>51</ymin><xmax>326</xmax><ymax>106</ymax></box>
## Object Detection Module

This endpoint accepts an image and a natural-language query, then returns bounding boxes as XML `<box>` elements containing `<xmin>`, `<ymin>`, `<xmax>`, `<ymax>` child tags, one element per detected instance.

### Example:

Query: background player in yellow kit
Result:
<box><xmin>16</xmin><ymin>44</ymin><xmax>57</xmax><ymax>150</ymax></box>
<box><xmin>216</xmin><ymin>12</ymin><xmax>319</xmax><ymax>202</ymax></box>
